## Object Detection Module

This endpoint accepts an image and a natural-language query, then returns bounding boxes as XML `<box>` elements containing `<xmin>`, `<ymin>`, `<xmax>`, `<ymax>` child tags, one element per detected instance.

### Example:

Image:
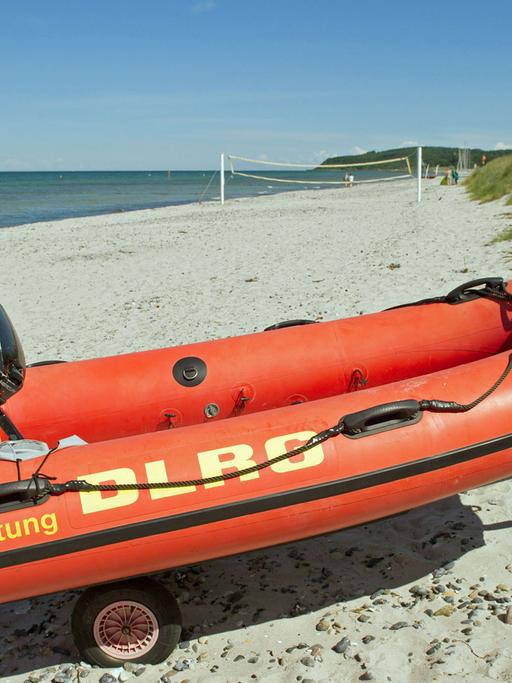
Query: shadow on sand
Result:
<box><xmin>0</xmin><ymin>495</ymin><xmax>493</xmax><ymax>677</ymax></box>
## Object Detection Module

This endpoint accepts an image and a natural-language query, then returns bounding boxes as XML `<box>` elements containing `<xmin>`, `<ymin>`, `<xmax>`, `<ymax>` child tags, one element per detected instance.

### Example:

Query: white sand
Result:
<box><xmin>1</xmin><ymin>179</ymin><xmax>512</xmax><ymax>682</ymax></box>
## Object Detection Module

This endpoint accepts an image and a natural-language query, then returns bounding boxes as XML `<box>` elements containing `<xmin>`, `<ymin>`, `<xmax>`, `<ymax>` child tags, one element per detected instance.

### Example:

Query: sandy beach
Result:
<box><xmin>2</xmin><ymin>179</ymin><xmax>512</xmax><ymax>683</ymax></box>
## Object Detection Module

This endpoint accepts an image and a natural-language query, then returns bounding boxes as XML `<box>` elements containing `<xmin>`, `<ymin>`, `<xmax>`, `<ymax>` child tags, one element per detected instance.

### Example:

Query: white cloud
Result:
<box><xmin>401</xmin><ymin>140</ymin><xmax>418</xmax><ymax>147</ymax></box>
<box><xmin>351</xmin><ymin>145</ymin><xmax>367</xmax><ymax>155</ymax></box>
<box><xmin>258</xmin><ymin>153</ymin><xmax>268</xmax><ymax>160</ymax></box>
<box><xmin>0</xmin><ymin>157</ymin><xmax>32</xmax><ymax>171</ymax></box>
<box><xmin>495</xmin><ymin>142</ymin><xmax>512</xmax><ymax>150</ymax></box>
<box><xmin>191</xmin><ymin>0</ymin><xmax>216</xmax><ymax>14</ymax></box>
<box><xmin>310</xmin><ymin>149</ymin><xmax>333</xmax><ymax>161</ymax></box>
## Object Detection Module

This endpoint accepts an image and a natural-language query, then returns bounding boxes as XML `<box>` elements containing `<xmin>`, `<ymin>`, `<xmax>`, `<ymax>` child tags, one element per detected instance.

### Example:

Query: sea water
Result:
<box><xmin>0</xmin><ymin>169</ymin><xmax>399</xmax><ymax>229</ymax></box>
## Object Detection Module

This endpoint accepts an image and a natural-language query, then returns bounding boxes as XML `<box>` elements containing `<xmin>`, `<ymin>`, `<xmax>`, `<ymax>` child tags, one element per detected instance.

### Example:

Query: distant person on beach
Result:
<box><xmin>348</xmin><ymin>173</ymin><xmax>354</xmax><ymax>187</ymax></box>
<box><xmin>482</xmin><ymin>154</ymin><xmax>487</xmax><ymax>165</ymax></box>
<box><xmin>344</xmin><ymin>172</ymin><xmax>350</xmax><ymax>188</ymax></box>
<box><xmin>452</xmin><ymin>169</ymin><xmax>459</xmax><ymax>184</ymax></box>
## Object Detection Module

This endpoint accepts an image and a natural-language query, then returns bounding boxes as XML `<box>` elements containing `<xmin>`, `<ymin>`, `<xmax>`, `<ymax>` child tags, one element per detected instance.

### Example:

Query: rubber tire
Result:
<box><xmin>71</xmin><ymin>577</ymin><xmax>182</xmax><ymax>667</ymax></box>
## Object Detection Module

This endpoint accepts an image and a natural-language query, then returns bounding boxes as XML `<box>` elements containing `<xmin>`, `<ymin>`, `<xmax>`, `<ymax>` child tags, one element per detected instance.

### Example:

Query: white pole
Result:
<box><xmin>220</xmin><ymin>153</ymin><xmax>225</xmax><ymax>205</ymax></box>
<box><xmin>417</xmin><ymin>146</ymin><xmax>422</xmax><ymax>203</ymax></box>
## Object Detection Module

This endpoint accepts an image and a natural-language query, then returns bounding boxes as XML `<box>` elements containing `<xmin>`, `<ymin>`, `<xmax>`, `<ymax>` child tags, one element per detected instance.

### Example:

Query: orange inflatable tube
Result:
<box><xmin>3</xmin><ymin>277</ymin><xmax>512</xmax><ymax>447</ymax></box>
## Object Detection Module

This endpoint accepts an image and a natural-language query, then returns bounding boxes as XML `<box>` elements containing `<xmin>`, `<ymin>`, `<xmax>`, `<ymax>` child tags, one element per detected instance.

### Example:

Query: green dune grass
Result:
<box><xmin>489</xmin><ymin>225</ymin><xmax>512</xmax><ymax>244</ymax></box>
<box><xmin>465</xmin><ymin>154</ymin><xmax>512</xmax><ymax>204</ymax></box>
<box><xmin>468</xmin><ymin>155</ymin><xmax>512</xmax><ymax>245</ymax></box>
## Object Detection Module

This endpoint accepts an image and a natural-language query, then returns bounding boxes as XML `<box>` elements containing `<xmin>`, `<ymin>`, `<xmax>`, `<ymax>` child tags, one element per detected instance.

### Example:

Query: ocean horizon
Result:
<box><xmin>0</xmin><ymin>168</ymin><xmax>404</xmax><ymax>229</ymax></box>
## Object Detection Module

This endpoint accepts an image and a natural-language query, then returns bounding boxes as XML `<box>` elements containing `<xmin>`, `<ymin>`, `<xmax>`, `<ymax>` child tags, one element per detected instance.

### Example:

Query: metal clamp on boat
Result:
<box><xmin>342</xmin><ymin>399</ymin><xmax>422</xmax><ymax>438</ymax></box>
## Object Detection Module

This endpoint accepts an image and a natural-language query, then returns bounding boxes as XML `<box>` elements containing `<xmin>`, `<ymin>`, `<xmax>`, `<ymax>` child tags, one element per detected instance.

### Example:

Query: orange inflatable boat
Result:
<box><xmin>1</xmin><ymin>277</ymin><xmax>512</xmax><ymax>666</ymax></box>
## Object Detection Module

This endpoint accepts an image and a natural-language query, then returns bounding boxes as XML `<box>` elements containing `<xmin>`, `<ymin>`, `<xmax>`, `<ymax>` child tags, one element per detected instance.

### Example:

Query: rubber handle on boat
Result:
<box><xmin>445</xmin><ymin>277</ymin><xmax>504</xmax><ymax>304</ymax></box>
<box><xmin>343</xmin><ymin>399</ymin><xmax>421</xmax><ymax>436</ymax></box>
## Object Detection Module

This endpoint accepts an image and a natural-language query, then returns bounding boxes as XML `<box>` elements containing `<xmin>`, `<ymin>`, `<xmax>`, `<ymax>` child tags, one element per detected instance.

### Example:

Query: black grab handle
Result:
<box><xmin>445</xmin><ymin>277</ymin><xmax>504</xmax><ymax>304</ymax></box>
<box><xmin>343</xmin><ymin>399</ymin><xmax>421</xmax><ymax>438</ymax></box>
<box><xmin>264</xmin><ymin>319</ymin><xmax>317</xmax><ymax>332</ymax></box>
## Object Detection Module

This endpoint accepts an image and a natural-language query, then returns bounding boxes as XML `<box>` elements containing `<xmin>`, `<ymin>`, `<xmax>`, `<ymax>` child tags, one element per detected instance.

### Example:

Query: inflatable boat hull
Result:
<box><xmin>1</xmin><ymin>351</ymin><xmax>512</xmax><ymax>604</ymax></box>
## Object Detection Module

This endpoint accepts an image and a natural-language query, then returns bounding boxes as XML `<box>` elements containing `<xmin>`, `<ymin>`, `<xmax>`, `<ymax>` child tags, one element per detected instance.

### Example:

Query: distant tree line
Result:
<box><xmin>320</xmin><ymin>146</ymin><xmax>511</xmax><ymax>171</ymax></box>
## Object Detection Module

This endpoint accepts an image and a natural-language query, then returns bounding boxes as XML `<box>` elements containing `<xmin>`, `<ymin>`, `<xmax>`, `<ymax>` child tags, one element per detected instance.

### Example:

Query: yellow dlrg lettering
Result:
<box><xmin>265</xmin><ymin>431</ymin><xmax>325</xmax><ymax>473</ymax></box>
<box><xmin>145</xmin><ymin>460</ymin><xmax>197</xmax><ymax>499</ymax></box>
<box><xmin>4</xmin><ymin>521</ymin><xmax>22</xmax><ymax>540</ymax></box>
<box><xmin>0</xmin><ymin>512</ymin><xmax>59</xmax><ymax>544</ymax></box>
<box><xmin>40</xmin><ymin>513</ymin><xmax>59</xmax><ymax>536</ymax></box>
<box><xmin>197</xmin><ymin>444</ymin><xmax>259</xmax><ymax>489</ymax></box>
<box><xmin>79</xmin><ymin>467</ymin><xmax>139</xmax><ymax>514</ymax></box>
<box><xmin>22</xmin><ymin>517</ymin><xmax>40</xmax><ymax>536</ymax></box>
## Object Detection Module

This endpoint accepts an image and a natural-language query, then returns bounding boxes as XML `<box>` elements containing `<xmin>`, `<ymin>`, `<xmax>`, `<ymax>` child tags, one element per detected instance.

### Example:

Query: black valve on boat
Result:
<box><xmin>0</xmin><ymin>305</ymin><xmax>25</xmax><ymax>405</ymax></box>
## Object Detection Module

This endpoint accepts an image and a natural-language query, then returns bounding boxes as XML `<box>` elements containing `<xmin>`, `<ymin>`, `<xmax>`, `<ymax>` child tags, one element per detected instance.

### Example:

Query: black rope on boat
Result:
<box><xmin>38</xmin><ymin>354</ymin><xmax>512</xmax><ymax>497</ymax></box>
<box><xmin>385</xmin><ymin>295</ymin><xmax>447</xmax><ymax>310</ymax></box>
<box><xmin>420</xmin><ymin>353</ymin><xmax>512</xmax><ymax>414</ymax></box>
<box><xmin>48</xmin><ymin>423</ymin><xmax>346</xmax><ymax>495</ymax></box>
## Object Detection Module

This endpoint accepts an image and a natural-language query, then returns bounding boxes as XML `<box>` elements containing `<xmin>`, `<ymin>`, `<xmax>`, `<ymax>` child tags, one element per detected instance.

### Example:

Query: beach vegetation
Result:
<box><xmin>489</xmin><ymin>226</ymin><xmax>512</xmax><ymax>244</ymax></box>
<box><xmin>464</xmin><ymin>154</ymin><xmax>512</xmax><ymax>205</ymax></box>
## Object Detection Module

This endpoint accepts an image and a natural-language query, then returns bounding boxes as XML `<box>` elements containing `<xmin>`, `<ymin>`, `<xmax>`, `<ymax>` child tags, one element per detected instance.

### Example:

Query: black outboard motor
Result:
<box><xmin>0</xmin><ymin>309</ymin><xmax>49</xmax><ymax>506</ymax></box>
<box><xmin>0</xmin><ymin>305</ymin><xmax>25</xmax><ymax>405</ymax></box>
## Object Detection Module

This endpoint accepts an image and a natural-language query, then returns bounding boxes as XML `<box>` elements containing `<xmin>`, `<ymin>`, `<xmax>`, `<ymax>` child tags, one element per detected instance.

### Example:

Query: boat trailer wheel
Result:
<box><xmin>92</xmin><ymin>599</ymin><xmax>159</xmax><ymax>660</ymax></box>
<box><xmin>71</xmin><ymin>577</ymin><xmax>182</xmax><ymax>667</ymax></box>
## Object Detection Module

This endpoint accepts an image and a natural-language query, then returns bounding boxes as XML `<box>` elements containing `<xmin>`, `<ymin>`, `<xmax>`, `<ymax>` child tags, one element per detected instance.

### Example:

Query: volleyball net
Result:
<box><xmin>225</xmin><ymin>153</ymin><xmax>413</xmax><ymax>189</ymax></box>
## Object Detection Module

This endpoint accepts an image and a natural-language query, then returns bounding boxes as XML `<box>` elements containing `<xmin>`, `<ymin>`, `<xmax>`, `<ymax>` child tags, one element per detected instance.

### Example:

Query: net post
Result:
<box><xmin>220</xmin><ymin>153</ymin><xmax>225</xmax><ymax>205</ymax></box>
<box><xmin>417</xmin><ymin>146</ymin><xmax>422</xmax><ymax>203</ymax></box>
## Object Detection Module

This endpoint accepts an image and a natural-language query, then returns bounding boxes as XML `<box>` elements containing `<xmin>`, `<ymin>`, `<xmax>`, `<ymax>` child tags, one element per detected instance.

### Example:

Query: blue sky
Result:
<box><xmin>1</xmin><ymin>0</ymin><xmax>511</xmax><ymax>170</ymax></box>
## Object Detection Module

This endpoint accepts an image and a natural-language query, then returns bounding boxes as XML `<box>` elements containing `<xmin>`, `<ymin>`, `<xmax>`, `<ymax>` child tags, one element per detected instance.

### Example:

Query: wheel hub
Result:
<box><xmin>93</xmin><ymin>600</ymin><xmax>160</xmax><ymax>660</ymax></box>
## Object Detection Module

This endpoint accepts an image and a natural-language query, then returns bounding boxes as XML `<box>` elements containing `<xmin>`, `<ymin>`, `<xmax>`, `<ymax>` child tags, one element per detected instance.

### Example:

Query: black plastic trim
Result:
<box><xmin>264</xmin><ymin>320</ymin><xmax>317</xmax><ymax>332</ymax></box>
<box><xmin>386</xmin><ymin>276</ymin><xmax>507</xmax><ymax>311</ymax></box>
<box><xmin>0</xmin><ymin>410</ymin><xmax>23</xmax><ymax>440</ymax></box>
<box><xmin>1</xmin><ymin>431</ymin><xmax>512</xmax><ymax>570</ymax></box>
<box><xmin>27</xmin><ymin>360</ymin><xmax>66</xmax><ymax>368</ymax></box>
<box><xmin>0</xmin><ymin>305</ymin><xmax>25</xmax><ymax>405</ymax></box>
<box><xmin>0</xmin><ymin>495</ymin><xmax>50</xmax><ymax>514</ymax></box>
